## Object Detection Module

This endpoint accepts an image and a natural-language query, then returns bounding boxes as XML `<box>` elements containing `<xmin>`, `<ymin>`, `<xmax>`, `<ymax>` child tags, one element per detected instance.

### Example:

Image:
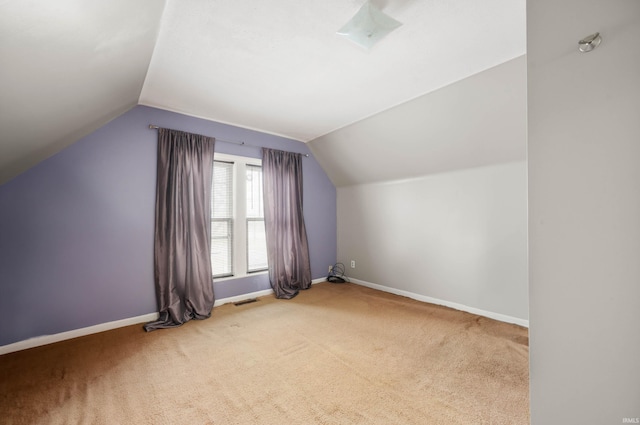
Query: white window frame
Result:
<box><xmin>213</xmin><ymin>153</ymin><xmax>267</xmax><ymax>281</ymax></box>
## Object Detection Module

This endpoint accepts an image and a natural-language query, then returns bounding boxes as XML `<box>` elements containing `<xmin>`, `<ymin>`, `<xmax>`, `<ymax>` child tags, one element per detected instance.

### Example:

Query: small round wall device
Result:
<box><xmin>578</xmin><ymin>32</ymin><xmax>601</xmax><ymax>53</ymax></box>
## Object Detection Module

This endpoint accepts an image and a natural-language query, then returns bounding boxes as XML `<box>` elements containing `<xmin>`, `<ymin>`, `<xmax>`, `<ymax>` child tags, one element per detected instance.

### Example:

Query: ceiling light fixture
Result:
<box><xmin>337</xmin><ymin>1</ymin><xmax>402</xmax><ymax>50</ymax></box>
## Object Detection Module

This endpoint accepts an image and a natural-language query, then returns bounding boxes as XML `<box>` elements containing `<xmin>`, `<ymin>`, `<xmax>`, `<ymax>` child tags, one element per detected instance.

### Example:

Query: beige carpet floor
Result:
<box><xmin>0</xmin><ymin>282</ymin><xmax>529</xmax><ymax>424</ymax></box>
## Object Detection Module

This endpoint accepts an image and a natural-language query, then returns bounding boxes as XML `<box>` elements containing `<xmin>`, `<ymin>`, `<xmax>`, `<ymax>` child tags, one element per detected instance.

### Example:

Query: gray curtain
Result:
<box><xmin>144</xmin><ymin>128</ymin><xmax>215</xmax><ymax>331</ymax></box>
<box><xmin>262</xmin><ymin>148</ymin><xmax>312</xmax><ymax>299</ymax></box>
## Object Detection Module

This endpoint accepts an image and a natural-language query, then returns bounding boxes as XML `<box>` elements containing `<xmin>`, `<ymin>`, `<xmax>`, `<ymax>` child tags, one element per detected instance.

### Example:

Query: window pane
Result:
<box><xmin>211</xmin><ymin>219</ymin><xmax>232</xmax><ymax>277</ymax></box>
<box><xmin>246</xmin><ymin>164</ymin><xmax>263</xmax><ymax>219</ymax></box>
<box><xmin>246</xmin><ymin>165</ymin><xmax>267</xmax><ymax>272</ymax></box>
<box><xmin>213</xmin><ymin>161</ymin><xmax>233</xmax><ymax>219</ymax></box>
<box><xmin>247</xmin><ymin>219</ymin><xmax>268</xmax><ymax>272</ymax></box>
<box><xmin>212</xmin><ymin>161</ymin><xmax>233</xmax><ymax>277</ymax></box>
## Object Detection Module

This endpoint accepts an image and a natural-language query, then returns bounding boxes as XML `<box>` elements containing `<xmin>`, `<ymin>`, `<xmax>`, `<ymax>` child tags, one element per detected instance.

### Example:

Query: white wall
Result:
<box><xmin>311</xmin><ymin>54</ymin><xmax>529</xmax><ymax>325</ymax></box>
<box><xmin>338</xmin><ymin>161</ymin><xmax>528</xmax><ymax>322</ymax></box>
<box><xmin>528</xmin><ymin>1</ymin><xmax>640</xmax><ymax>423</ymax></box>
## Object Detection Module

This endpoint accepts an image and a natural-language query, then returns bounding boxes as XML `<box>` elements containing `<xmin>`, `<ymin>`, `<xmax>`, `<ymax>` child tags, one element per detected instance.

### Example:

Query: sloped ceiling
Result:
<box><xmin>0</xmin><ymin>0</ymin><xmax>526</xmax><ymax>185</ymax></box>
<box><xmin>309</xmin><ymin>56</ymin><xmax>527</xmax><ymax>187</ymax></box>
<box><xmin>0</xmin><ymin>0</ymin><xmax>164</xmax><ymax>184</ymax></box>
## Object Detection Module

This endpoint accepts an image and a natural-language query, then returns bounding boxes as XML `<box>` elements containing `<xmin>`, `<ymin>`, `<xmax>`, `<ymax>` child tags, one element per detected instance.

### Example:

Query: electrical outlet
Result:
<box><xmin>328</xmin><ymin>265</ymin><xmax>333</xmax><ymax>273</ymax></box>
<box><xmin>350</xmin><ymin>260</ymin><xmax>356</xmax><ymax>268</ymax></box>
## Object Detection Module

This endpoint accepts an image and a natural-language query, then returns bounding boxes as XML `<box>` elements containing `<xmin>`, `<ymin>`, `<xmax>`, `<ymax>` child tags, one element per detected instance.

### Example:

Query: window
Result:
<box><xmin>211</xmin><ymin>154</ymin><xmax>268</xmax><ymax>279</ymax></box>
<box><xmin>211</xmin><ymin>161</ymin><xmax>233</xmax><ymax>277</ymax></box>
<box><xmin>246</xmin><ymin>164</ymin><xmax>268</xmax><ymax>272</ymax></box>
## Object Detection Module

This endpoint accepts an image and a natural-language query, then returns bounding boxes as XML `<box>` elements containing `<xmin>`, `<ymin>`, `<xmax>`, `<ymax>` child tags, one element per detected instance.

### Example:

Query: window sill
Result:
<box><xmin>214</xmin><ymin>270</ymin><xmax>269</xmax><ymax>283</ymax></box>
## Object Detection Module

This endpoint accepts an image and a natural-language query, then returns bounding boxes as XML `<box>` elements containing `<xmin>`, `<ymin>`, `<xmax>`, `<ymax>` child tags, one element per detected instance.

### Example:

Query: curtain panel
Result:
<box><xmin>262</xmin><ymin>148</ymin><xmax>312</xmax><ymax>299</ymax></box>
<box><xmin>144</xmin><ymin>128</ymin><xmax>215</xmax><ymax>331</ymax></box>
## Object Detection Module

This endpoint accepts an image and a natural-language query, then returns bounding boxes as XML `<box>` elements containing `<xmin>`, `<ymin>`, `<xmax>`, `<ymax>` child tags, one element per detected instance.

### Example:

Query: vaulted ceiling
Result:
<box><xmin>0</xmin><ymin>0</ymin><xmax>526</xmax><ymax>185</ymax></box>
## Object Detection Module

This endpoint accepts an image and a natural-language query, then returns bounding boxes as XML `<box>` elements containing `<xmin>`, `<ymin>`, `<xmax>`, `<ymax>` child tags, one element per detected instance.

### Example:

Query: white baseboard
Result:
<box><xmin>214</xmin><ymin>289</ymin><xmax>275</xmax><ymax>307</ymax></box>
<box><xmin>349</xmin><ymin>278</ymin><xmax>529</xmax><ymax>328</ymax></box>
<box><xmin>0</xmin><ymin>278</ymin><xmax>329</xmax><ymax>356</ymax></box>
<box><xmin>0</xmin><ymin>312</ymin><xmax>160</xmax><ymax>356</ymax></box>
<box><xmin>214</xmin><ymin>277</ymin><xmax>325</xmax><ymax>307</ymax></box>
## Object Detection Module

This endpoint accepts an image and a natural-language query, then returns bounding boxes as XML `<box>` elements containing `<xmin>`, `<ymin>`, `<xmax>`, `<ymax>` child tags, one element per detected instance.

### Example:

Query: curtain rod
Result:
<box><xmin>148</xmin><ymin>125</ymin><xmax>309</xmax><ymax>157</ymax></box>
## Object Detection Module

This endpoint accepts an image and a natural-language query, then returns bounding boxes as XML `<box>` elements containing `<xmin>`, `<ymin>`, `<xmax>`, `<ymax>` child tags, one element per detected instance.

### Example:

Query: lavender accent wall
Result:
<box><xmin>0</xmin><ymin>105</ymin><xmax>336</xmax><ymax>347</ymax></box>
